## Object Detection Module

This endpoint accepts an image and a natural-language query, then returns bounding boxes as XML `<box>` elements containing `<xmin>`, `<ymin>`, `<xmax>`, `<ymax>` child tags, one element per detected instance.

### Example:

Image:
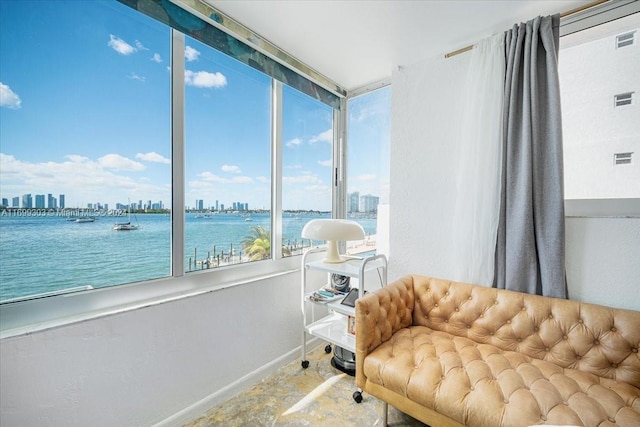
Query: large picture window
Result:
<box><xmin>0</xmin><ymin>0</ymin><xmax>347</xmax><ymax>309</ymax></box>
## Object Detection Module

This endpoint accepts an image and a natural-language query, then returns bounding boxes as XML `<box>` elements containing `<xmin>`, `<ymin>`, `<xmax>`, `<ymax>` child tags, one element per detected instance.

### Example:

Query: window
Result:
<box><xmin>614</xmin><ymin>92</ymin><xmax>634</xmax><ymax>107</ymax></box>
<box><xmin>183</xmin><ymin>35</ymin><xmax>272</xmax><ymax>271</ymax></box>
<box><xmin>0</xmin><ymin>0</ymin><xmax>346</xmax><ymax>320</ymax></box>
<box><xmin>616</xmin><ymin>31</ymin><xmax>635</xmax><ymax>48</ymax></box>
<box><xmin>559</xmin><ymin>12</ymin><xmax>640</xmax><ymax>201</ymax></box>
<box><xmin>0</xmin><ymin>0</ymin><xmax>172</xmax><ymax>302</ymax></box>
<box><xmin>614</xmin><ymin>152</ymin><xmax>633</xmax><ymax>165</ymax></box>
<box><xmin>346</xmin><ymin>85</ymin><xmax>391</xmax><ymax>256</ymax></box>
<box><xmin>281</xmin><ymin>85</ymin><xmax>334</xmax><ymax>256</ymax></box>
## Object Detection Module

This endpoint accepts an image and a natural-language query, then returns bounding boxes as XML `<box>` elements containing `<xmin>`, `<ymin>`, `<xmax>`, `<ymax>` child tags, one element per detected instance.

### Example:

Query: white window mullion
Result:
<box><xmin>171</xmin><ymin>29</ymin><xmax>186</xmax><ymax>276</ymax></box>
<box><xmin>271</xmin><ymin>80</ymin><xmax>283</xmax><ymax>259</ymax></box>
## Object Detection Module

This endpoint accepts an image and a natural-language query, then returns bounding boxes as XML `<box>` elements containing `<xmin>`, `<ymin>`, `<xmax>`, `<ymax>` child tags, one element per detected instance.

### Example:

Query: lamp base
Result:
<box><xmin>322</xmin><ymin>240</ymin><xmax>345</xmax><ymax>263</ymax></box>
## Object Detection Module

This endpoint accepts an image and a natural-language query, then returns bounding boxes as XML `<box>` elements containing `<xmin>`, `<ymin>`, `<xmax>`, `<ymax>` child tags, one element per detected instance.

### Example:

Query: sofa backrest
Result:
<box><xmin>411</xmin><ymin>275</ymin><xmax>640</xmax><ymax>388</ymax></box>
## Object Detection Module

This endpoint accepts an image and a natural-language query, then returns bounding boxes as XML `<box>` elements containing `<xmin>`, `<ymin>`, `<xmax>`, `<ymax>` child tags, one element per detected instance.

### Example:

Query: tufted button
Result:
<box><xmin>480</xmin><ymin>314</ymin><xmax>484</xmax><ymax>318</ymax></box>
<box><xmin>470</xmin><ymin>386</ymin><xmax>475</xmax><ymax>391</ymax></box>
<box><xmin>563</xmin><ymin>335</ymin><xmax>568</xmax><ymax>340</ymax></box>
<box><xmin>633</xmin><ymin>348</ymin><xmax>638</xmax><ymax>353</ymax></box>
<box><xmin>612</xmin><ymin>363</ymin><xmax>618</xmax><ymax>368</ymax></box>
<box><xmin>524</xmin><ymin>386</ymin><xmax>529</xmax><ymax>390</ymax></box>
<box><xmin>576</xmin><ymin>355</ymin><xmax>582</xmax><ymax>360</ymax></box>
<box><xmin>611</xmin><ymin>327</ymin><xmax>617</xmax><ymax>332</ymax></box>
<box><xmin>495</xmin><ymin>300</ymin><xmax>499</xmax><ymax>305</ymax></box>
<box><xmin>490</xmin><ymin>332</ymin><xmax>494</xmax><ymax>336</ymax></box>
<box><xmin>504</xmin><ymin>399</ymin><xmax>509</xmax><ymax>404</ymax></box>
<box><xmin>594</xmin><ymin>340</ymin><xmax>600</xmax><ymax>345</ymax></box>
<box><xmin>455</xmin><ymin>307</ymin><xmax>459</xmax><ymax>312</ymax></box>
<box><xmin>366</xmin><ymin>311</ymin><xmax>370</xmax><ymax>315</ymax></box>
<box><xmin>426</xmin><ymin>288</ymin><xmax>430</xmax><ymax>292</ymax></box>
<box><xmin>446</xmin><ymin>292</ymin><xmax>450</xmax><ymax>296</ymax></box>
<box><xmin>466</xmin><ymin>324</ymin><xmax>471</xmax><ymax>329</ymax></box>
<box><xmin>548</xmin><ymin>314</ymin><xmax>553</xmax><ymax>319</ymax></box>
<box><xmin>563</xmin><ymin>401</ymin><xmax>568</xmax><ymax>406</ymax></box>
<box><xmin>521</xmin><ymin>306</ymin><xmax>526</xmax><ymax>311</ymax></box>
<box><xmin>468</xmin><ymin>296</ymin><xmax>472</xmax><ymax>301</ymax></box>
<box><xmin>545</xmin><ymin>347</ymin><xmax>550</xmax><ymax>352</ymax></box>
<box><xmin>541</xmin><ymin>415</ymin><xmax>547</xmax><ymax>421</ymax></box>
<box><xmin>441</xmin><ymin>375</ymin><xmax>445</xmax><ymax>380</ymax></box>
<box><xmin>608</xmin><ymin>417</ymin><xmax>616</xmax><ymax>423</ymax></box>
<box><xmin>434</xmin><ymin>303</ymin><xmax>438</xmax><ymax>307</ymax></box>
<box><xmin>444</xmin><ymin>319</ymin><xmax>449</xmax><ymax>323</ymax></box>
<box><xmin>506</xmin><ymin>320</ymin><xmax>511</xmax><ymax>324</ymax></box>
<box><xmin>534</xmin><ymin>327</ymin><xmax>539</xmax><ymax>332</ymax></box>
<box><xmin>578</xmin><ymin>319</ymin><xmax>583</xmax><ymax>324</ymax></box>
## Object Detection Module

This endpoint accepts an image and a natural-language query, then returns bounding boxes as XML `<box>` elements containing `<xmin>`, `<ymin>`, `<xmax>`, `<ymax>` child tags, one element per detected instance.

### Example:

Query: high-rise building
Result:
<box><xmin>215</xmin><ymin>200</ymin><xmax>219</xmax><ymax>211</ymax></box>
<box><xmin>359</xmin><ymin>194</ymin><xmax>379</xmax><ymax>213</ymax></box>
<box><xmin>1</xmin><ymin>198</ymin><xmax>8</xmax><ymax>207</ymax></box>
<box><xmin>348</xmin><ymin>192</ymin><xmax>360</xmax><ymax>213</ymax></box>
<box><xmin>196</xmin><ymin>199</ymin><xmax>204</xmax><ymax>210</ymax></box>
<box><xmin>59</xmin><ymin>194</ymin><xmax>65</xmax><ymax>209</ymax></box>
<box><xmin>35</xmin><ymin>194</ymin><xmax>45</xmax><ymax>208</ymax></box>
<box><xmin>22</xmin><ymin>194</ymin><xmax>32</xmax><ymax>208</ymax></box>
<box><xmin>12</xmin><ymin>197</ymin><xmax>19</xmax><ymax>207</ymax></box>
<box><xmin>47</xmin><ymin>193</ymin><xmax>57</xmax><ymax>209</ymax></box>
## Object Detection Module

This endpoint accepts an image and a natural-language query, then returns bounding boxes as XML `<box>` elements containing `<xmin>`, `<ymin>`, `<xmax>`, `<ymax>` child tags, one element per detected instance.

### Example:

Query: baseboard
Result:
<box><xmin>152</xmin><ymin>338</ymin><xmax>321</xmax><ymax>427</ymax></box>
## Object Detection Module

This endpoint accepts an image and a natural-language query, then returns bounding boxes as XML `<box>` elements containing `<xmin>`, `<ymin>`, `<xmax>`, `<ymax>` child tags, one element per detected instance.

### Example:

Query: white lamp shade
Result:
<box><xmin>301</xmin><ymin>219</ymin><xmax>365</xmax><ymax>263</ymax></box>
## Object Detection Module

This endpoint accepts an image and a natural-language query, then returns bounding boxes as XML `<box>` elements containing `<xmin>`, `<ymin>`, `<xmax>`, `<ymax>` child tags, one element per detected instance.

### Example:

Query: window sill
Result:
<box><xmin>0</xmin><ymin>256</ymin><xmax>301</xmax><ymax>340</ymax></box>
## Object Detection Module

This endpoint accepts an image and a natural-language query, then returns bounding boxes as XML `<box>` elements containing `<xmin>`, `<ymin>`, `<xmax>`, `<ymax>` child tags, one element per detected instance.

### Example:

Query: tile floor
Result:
<box><xmin>183</xmin><ymin>344</ymin><xmax>429</xmax><ymax>427</ymax></box>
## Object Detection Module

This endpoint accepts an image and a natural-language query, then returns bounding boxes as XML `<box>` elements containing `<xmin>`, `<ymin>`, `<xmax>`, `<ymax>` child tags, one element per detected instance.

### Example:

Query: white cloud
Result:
<box><xmin>256</xmin><ymin>176</ymin><xmax>269</xmax><ymax>183</ymax></box>
<box><xmin>197</xmin><ymin>171</ymin><xmax>253</xmax><ymax>185</ymax></box>
<box><xmin>318</xmin><ymin>159</ymin><xmax>332</xmax><ymax>167</ymax></box>
<box><xmin>185</xmin><ymin>46</ymin><xmax>200</xmax><ymax>62</ymax></box>
<box><xmin>0</xmin><ymin>153</ymin><xmax>168</xmax><ymax>207</ymax></box>
<box><xmin>136</xmin><ymin>152</ymin><xmax>170</xmax><ymax>164</ymax></box>
<box><xmin>0</xmin><ymin>82</ymin><xmax>21</xmax><ymax>109</ymax></box>
<box><xmin>309</xmin><ymin>129</ymin><xmax>332</xmax><ymax>144</ymax></box>
<box><xmin>185</xmin><ymin>70</ymin><xmax>227</xmax><ymax>88</ymax></box>
<box><xmin>108</xmin><ymin>34</ymin><xmax>136</xmax><ymax>55</ymax></box>
<box><xmin>151</xmin><ymin>53</ymin><xmax>162</xmax><ymax>63</ymax></box>
<box><xmin>221</xmin><ymin>164</ymin><xmax>241</xmax><ymax>174</ymax></box>
<box><xmin>97</xmin><ymin>154</ymin><xmax>145</xmax><ymax>171</ymax></box>
<box><xmin>128</xmin><ymin>73</ymin><xmax>146</xmax><ymax>82</ymax></box>
<box><xmin>134</xmin><ymin>40</ymin><xmax>148</xmax><ymax>51</ymax></box>
<box><xmin>286</xmin><ymin>138</ymin><xmax>302</xmax><ymax>148</ymax></box>
<box><xmin>283</xmin><ymin>172</ymin><xmax>323</xmax><ymax>185</ymax></box>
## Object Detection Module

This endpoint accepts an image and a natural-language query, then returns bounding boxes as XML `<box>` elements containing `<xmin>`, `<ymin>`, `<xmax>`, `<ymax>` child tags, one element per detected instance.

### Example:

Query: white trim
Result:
<box><xmin>171</xmin><ymin>29</ymin><xmax>186</xmax><ymax>276</ymax></box>
<box><xmin>565</xmin><ymin>198</ymin><xmax>640</xmax><ymax>218</ymax></box>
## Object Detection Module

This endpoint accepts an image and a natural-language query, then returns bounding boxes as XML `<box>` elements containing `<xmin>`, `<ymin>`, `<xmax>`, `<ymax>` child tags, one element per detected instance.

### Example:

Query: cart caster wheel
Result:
<box><xmin>353</xmin><ymin>391</ymin><xmax>363</xmax><ymax>403</ymax></box>
<box><xmin>301</xmin><ymin>360</ymin><xmax>309</xmax><ymax>369</ymax></box>
<box><xmin>324</xmin><ymin>344</ymin><xmax>332</xmax><ymax>353</ymax></box>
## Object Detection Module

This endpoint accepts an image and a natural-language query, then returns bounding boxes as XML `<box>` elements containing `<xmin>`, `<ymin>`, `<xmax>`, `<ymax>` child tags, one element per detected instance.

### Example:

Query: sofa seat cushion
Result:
<box><xmin>363</xmin><ymin>326</ymin><xmax>640</xmax><ymax>427</ymax></box>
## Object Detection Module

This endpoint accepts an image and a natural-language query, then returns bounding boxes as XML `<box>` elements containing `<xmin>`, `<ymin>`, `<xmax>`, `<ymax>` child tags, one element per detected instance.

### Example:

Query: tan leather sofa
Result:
<box><xmin>355</xmin><ymin>275</ymin><xmax>640</xmax><ymax>427</ymax></box>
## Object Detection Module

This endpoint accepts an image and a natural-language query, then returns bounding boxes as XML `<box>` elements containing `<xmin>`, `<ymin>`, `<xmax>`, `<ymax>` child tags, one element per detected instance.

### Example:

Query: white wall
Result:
<box><xmin>0</xmin><ymin>272</ymin><xmax>304</xmax><ymax>427</ymax></box>
<box><xmin>390</xmin><ymin>54</ymin><xmax>640</xmax><ymax>311</ymax></box>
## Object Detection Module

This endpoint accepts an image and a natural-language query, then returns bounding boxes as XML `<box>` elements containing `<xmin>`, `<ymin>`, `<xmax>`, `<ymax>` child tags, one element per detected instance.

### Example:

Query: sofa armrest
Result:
<box><xmin>355</xmin><ymin>275</ymin><xmax>415</xmax><ymax>389</ymax></box>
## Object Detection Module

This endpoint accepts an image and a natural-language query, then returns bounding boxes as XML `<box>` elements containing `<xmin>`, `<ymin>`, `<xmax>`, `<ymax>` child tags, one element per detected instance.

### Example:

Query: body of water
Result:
<box><xmin>0</xmin><ymin>212</ymin><xmax>377</xmax><ymax>301</ymax></box>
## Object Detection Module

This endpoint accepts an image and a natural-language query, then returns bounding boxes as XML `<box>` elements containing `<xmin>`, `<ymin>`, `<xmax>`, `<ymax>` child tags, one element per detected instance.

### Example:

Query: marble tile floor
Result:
<box><xmin>183</xmin><ymin>344</ymin><xmax>429</xmax><ymax>427</ymax></box>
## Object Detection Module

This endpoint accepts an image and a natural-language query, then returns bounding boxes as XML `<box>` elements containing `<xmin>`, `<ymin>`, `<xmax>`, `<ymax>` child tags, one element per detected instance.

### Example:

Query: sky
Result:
<box><xmin>0</xmin><ymin>0</ymin><xmax>389</xmax><ymax>212</ymax></box>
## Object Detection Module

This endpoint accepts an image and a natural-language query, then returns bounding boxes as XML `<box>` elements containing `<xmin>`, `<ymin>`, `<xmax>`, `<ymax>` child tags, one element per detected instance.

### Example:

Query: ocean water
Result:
<box><xmin>0</xmin><ymin>212</ymin><xmax>376</xmax><ymax>301</ymax></box>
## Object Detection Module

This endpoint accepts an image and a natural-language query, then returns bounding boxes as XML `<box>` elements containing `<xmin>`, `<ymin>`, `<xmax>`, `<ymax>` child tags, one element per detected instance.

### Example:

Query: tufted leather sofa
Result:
<box><xmin>355</xmin><ymin>275</ymin><xmax>640</xmax><ymax>427</ymax></box>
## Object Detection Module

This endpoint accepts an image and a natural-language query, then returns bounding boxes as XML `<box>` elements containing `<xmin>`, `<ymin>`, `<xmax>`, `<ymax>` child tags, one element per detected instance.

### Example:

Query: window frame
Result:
<box><xmin>0</xmin><ymin>3</ymin><xmax>346</xmax><ymax>337</ymax></box>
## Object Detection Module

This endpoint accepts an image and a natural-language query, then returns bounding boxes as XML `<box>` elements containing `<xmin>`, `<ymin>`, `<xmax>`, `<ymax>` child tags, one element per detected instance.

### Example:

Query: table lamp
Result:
<box><xmin>301</xmin><ymin>219</ymin><xmax>365</xmax><ymax>263</ymax></box>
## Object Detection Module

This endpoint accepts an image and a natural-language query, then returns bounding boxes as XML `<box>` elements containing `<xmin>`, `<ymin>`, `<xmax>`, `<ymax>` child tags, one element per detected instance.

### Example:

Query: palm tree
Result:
<box><xmin>242</xmin><ymin>225</ymin><xmax>292</xmax><ymax>261</ymax></box>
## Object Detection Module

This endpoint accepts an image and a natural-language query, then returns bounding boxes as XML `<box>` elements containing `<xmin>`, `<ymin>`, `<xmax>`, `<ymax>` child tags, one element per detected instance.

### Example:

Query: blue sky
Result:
<box><xmin>0</xmin><ymin>0</ymin><xmax>388</xmax><ymax>211</ymax></box>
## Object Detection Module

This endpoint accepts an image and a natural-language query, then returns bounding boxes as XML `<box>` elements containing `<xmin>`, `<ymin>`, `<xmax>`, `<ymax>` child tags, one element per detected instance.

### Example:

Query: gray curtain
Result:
<box><xmin>493</xmin><ymin>14</ymin><xmax>567</xmax><ymax>298</ymax></box>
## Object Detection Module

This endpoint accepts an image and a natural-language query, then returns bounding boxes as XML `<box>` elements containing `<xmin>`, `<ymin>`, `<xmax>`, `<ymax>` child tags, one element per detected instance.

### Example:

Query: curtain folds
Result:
<box><xmin>493</xmin><ymin>14</ymin><xmax>568</xmax><ymax>298</ymax></box>
<box><xmin>452</xmin><ymin>33</ymin><xmax>506</xmax><ymax>287</ymax></box>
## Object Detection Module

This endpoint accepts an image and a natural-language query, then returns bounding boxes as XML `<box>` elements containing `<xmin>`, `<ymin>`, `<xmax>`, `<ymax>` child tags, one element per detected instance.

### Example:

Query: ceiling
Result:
<box><xmin>204</xmin><ymin>0</ymin><xmax>591</xmax><ymax>92</ymax></box>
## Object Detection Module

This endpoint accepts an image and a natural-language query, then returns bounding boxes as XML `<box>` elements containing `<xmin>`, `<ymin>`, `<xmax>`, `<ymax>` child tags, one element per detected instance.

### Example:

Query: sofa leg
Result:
<box><xmin>382</xmin><ymin>401</ymin><xmax>388</xmax><ymax>426</ymax></box>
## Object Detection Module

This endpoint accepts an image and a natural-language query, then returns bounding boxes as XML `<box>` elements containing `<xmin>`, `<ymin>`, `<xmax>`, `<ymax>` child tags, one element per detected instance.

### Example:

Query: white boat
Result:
<box><xmin>113</xmin><ymin>209</ymin><xmax>139</xmax><ymax>231</ymax></box>
<box><xmin>75</xmin><ymin>217</ymin><xmax>95</xmax><ymax>223</ymax></box>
